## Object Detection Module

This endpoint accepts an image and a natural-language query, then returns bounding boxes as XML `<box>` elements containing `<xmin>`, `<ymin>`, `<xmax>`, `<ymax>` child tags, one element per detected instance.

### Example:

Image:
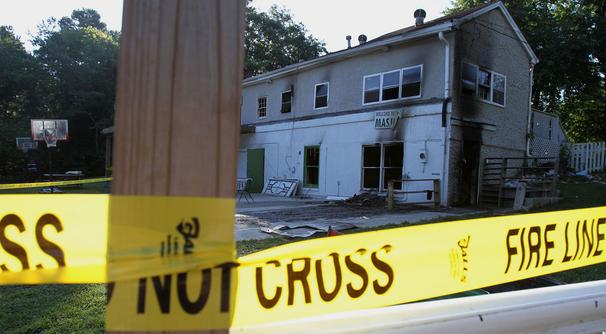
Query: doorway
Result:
<box><xmin>246</xmin><ymin>148</ymin><xmax>264</xmax><ymax>193</ymax></box>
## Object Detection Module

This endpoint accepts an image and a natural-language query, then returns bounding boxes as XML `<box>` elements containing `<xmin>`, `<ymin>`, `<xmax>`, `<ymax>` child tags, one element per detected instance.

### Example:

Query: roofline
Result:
<box><xmin>243</xmin><ymin>21</ymin><xmax>455</xmax><ymax>87</ymax></box>
<box><xmin>453</xmin><ymin>2</ymin><xmax>538</xmax><ymax>65</ymax></box>
<box><xmin>243</xmin><ymin>1</ymin><xmax>538</xmax><ymax>87</ymax></box>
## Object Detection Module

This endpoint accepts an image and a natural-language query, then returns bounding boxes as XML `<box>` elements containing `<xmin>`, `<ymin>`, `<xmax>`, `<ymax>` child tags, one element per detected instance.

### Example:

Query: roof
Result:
<box><xmin>243</xmin><ymin>1</ymin><xmax>538</xmax><ymax>87</ymax></box>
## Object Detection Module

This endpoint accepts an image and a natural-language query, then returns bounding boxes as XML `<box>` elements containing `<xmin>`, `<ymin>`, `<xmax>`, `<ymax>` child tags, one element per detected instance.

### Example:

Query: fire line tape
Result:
<box><xmin>0</xmin><ymin>195</ymin><xmax>604</xmax><ymax>331</ymax></box>
<box><xmin>0</xmin><ymin>177</ymin><xmax>112</xmax><ymax>190</ymax></box>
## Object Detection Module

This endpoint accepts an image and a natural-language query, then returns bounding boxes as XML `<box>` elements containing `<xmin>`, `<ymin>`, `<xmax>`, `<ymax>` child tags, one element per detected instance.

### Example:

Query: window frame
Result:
<box><xmin>401</xmin><ymin>64</ymin><xmax>423</xmax><ymax>99</ymax></box>
<box><xmin>281</xmin><ymin>89</ymin><xmax>293</xmax><ymax>113</ymax></box>
<box><xmin>303</xmin><ymin>145</ymin><xmax>320</xmax><ymax>188</ymax></box>
<box><xmin>362</xmin><ymin>74</ymin><xmax>381</xmax><ymax>105</ymax></box>
<box><xmin>461</xmin><ymin>62</ymin><xmax>507</xmax><ymax>108</ymax></box>
<box><xmin>362</xmin><ymin>65</ymin><xmax>423</xmax><ymax>106</ymax></box>
<box><xmin>257</xmin><ymin>96</ymin><xmax>268</xmax><ymax>119</ymax></box>
<box><xmin>361</xmin><ymin>142</ymin><xmax>404</xmax><ymax>192</ymax></box>
<box><xmin>313</xmin><ymin>82</ymin><xmax>330</xmax><ymax>110</ymax></box>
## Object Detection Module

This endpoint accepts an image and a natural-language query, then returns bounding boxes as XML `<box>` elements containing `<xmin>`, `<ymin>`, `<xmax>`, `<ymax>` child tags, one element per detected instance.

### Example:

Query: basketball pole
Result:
<box><xmin>109</xmin><ymin>0</ymin><xmax>245</xmax><ymax>333</ymax></box>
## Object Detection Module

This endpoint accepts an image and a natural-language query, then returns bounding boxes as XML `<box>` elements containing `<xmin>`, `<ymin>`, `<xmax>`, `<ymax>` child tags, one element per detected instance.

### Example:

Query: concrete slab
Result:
<box><xmin>235</xmin><ymin>201</ymin><xmax>482</xmax><ymax>241</ymax></box>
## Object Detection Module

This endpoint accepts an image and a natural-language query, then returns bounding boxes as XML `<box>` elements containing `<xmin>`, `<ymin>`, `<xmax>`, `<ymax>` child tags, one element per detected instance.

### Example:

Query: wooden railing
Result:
<box><xmin>386</xmin><ymin>178</ymin><xmax>440</xmax><ymax>209</ymax></box>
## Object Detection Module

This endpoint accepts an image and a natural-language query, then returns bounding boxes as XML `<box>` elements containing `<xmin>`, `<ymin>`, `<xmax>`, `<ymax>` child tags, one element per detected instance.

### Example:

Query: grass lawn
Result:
<box><xmin>1</xmin><ymin>175</ymin><xmax>606</xmax><ymax>333</ymax></box>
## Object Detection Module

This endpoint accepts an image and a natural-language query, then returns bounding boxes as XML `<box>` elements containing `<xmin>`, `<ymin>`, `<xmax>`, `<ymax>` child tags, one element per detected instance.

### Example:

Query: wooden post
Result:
<box><xmin>433</xmin><ymin>179</ymin><xmax>441</xmax><ymax>208</ymax></box>
<box><xmin>387</xmin><ymin>180</ymin><xmax>394</xmax><ymax>210</ymax></box>
<box><xmin>109</xmin><ymin>0</ymin><xmax>245</xmax><ymax>333</ymax></box>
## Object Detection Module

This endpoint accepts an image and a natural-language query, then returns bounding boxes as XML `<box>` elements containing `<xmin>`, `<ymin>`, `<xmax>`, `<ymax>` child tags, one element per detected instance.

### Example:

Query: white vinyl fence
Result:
<box><xmin>568</xmin><ymin>141</ymin><xmax>606</xmax><ymax>173</ymax></box>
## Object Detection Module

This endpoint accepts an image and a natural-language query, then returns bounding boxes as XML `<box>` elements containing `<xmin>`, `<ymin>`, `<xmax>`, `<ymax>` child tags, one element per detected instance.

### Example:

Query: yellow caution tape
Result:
<box><xmin>0</xmin><ymin>195</ymin><xmax>108</xmax><ymax>284</ymax></box>
<box><xmin>0</xmin><ymin>194</ymin><xmax>604</xmax><ymax>331</ymax></box>
<box><xmin>0</xmin><ymin>177</ymin><xmax>112</xmax><ymax>190</ymax></box>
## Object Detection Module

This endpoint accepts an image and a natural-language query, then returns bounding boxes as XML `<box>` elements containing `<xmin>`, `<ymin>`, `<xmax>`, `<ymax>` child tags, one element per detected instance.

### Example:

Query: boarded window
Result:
<box><xmin>402</xmin><ymin>66</ymin><xmax>422</xmax><ymax>98</ymax></box>
<box><xmin>304</xmin><ymin>146</ymin><xmax>320</xmax><ymax>187</ymax></box>
<box><xmin>364</xmin><ymin>75</ymin><xmax>380</xmax><ymax>104</ymax></box>
<box><xmin>281</xmin><ymin>90</ymin><xmax>292</xmax><ymax>113</ymax></box>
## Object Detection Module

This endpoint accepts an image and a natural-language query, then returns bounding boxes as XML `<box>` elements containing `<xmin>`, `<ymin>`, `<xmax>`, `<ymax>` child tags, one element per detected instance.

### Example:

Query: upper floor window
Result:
<box><xmin>363</xmin><ymin>65</ymin><xmax>423</xmax><ymax>105</ymax></box>
<box><xmin>281</xmin><ymin>90</ymin><xmax>292</xmax><ymax>113</ymax></box>
<box><xmin>461</xmin><ymin>63</ymin><xmax>506</xmax><ymax>107</ymax></box>
<box><xmin>257</xmin><ymin>96</ymin><xmax>267</xmax><ymax>118</ymax></box>
<box><xmin>314</xmin><ymin>82</ymin><xmax>329</xmax><ymax>109</ymax></box>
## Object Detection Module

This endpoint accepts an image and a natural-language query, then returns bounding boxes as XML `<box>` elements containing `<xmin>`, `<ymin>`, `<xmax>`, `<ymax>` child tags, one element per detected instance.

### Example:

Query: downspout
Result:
<box><xmin>438</xmin><ymin>31</ymin><xmax>450</xmax><ymax>207</ymax></box>
<box><xmin>526</xmin><ymin>63</ymin><xmax>535</xmax><ymax>156</ymax></box>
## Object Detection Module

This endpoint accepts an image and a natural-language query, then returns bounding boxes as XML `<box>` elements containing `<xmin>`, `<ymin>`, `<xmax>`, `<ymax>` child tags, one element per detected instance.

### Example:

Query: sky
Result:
<box><xmin>0</xmin><ymin>0</ymin><xmax>452</xmax><ymax>52</ymax></box>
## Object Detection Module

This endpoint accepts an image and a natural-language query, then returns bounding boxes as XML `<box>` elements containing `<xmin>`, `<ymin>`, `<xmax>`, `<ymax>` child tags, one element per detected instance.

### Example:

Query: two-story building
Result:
<box><xmin>237</xmin><ymin>1</ymin><xmax>538</xmax><ymax>206</ymax></box>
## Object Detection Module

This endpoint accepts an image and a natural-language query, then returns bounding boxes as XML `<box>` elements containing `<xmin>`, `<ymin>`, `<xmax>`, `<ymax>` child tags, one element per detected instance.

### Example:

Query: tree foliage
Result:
<box><xmin>446</xmin><ymin>0</ymin><xmax>605</xmax><ymax>142</ymax></box>
<box><xmin>245</xmin><ymin>5</ymin><xmax>327</xmax><ymax>77</ymax></box>
<box><xmin>0</xmin><ymin>4</ymin><xmax>325</xmax><ymax>181</ymax></box>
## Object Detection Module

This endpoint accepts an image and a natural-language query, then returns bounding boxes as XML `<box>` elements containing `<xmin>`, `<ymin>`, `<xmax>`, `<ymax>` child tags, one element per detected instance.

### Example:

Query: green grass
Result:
<box><xmin>1</xmin><ymin>175</ymin><xmax>606</xmax><ymax>333</ymax></box>
<box><xmin>0</xmin><ymin>284</ymin><xmax>105</xmax><ymax>334</ymax></box>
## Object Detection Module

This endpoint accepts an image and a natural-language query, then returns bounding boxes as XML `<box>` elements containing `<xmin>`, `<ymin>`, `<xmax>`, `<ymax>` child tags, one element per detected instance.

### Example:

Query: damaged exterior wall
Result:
<box><xmin>239</xmin><ymin>4</ymin><xmax>535</xmax><ymax>206</ymax></box>
<box><xmin>449</xmin><ymin>8</ymin><xmax>533</xmax><ymax>205</ymax></box>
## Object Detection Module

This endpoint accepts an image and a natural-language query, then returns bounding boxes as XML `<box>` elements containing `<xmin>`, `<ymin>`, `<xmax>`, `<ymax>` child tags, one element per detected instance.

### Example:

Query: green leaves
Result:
<box><xmin>245</xmin><ymin>5</ymin><xmax>327</xmax><ymax>78</ymax></box>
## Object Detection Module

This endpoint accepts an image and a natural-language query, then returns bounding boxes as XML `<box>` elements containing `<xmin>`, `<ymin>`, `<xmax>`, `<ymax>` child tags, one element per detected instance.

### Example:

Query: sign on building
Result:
<box><xmin>374</xmin><ymin>111</ymin><xmax>401</xmax><ymax>129</ymax></box>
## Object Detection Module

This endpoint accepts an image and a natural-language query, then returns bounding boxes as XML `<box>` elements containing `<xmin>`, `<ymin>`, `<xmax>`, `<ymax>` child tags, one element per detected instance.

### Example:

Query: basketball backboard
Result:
<box><xmin>15</xmin><ymin>137</ymin><xmax>39</xmax><ymax>152</ymax></box>
<box><xmin>31</xmin><ymin>119</ymin><xmax>68</xmax><ymax>147</ymax></box>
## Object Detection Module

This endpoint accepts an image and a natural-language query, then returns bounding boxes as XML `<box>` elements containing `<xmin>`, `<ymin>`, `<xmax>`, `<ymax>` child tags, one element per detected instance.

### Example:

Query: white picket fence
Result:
<box><xmin>568</xmin><ymin>141</ymin><xmax>606</xmax><ymax>173</ymax></box>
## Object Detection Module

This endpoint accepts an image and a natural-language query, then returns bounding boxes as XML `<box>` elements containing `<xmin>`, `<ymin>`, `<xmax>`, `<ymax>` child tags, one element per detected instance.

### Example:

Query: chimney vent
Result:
<box><xmin>346</xmin><ymin>35</ymin><xmax>352</xmax><ymax>48</ymax></box>
<box><xmin>358</xmin><ymin>34</ymin><xmax>367</xmax><ymax>45</ymax></box>
<box><xmin>414</xmin><ymin>9</ymin><xmax>426</xmax><ymax>26</ymax></box>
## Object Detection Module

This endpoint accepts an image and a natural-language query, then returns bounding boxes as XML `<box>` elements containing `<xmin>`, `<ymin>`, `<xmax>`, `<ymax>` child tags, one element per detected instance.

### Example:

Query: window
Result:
<box><xmin>362</xmin><ymin>145</ymin><xmax>381</xmax><ymax>189</ymax></box>
<box><xmin>362</xmin><ymin>143</ymin><xmax>403</xmax><ymax>191</ymax></box>
<box><xmin>461</xmin><ymin>63</ymin><xmax>477</xmax><ymax>96</ymax></box>
<box><xmin>382</xmin><ymin>71</ymin><xmax>400</xmax><ymax>101</ymax></box>
<box><xmin>281</xmin><ymin>90</ymin><xmax>292</xmax><ymax>113</ymax></box>
<box><xmin>363</xmin><ymin>75</ymin><xmax>380</xmax><ymax>104</ymax></box>
<box><xmin>304</xmin><ymin>146</ymin><xmax>320</xmax><ymax>187</ymax></box>
<box><xmin>401</xmin><ymin>65</ymin><xmax>422</xmax><ymax>98</ymax></box>
<box><xmin>257</xmin><ymin>96</ymin><xmax>267</xmax><ymax>118</ymax></box>
<box><xmin>461</xmin><ymin>63</ymin><xmax>506</xmax><ymax>107</ymax></box>
<box><xmin>363</xmin><ymin>65</ymin><xmax>423</xmax><ymax>105</ymax></box>
<box><xmin>314</xmin><ymin>82</ymin><xmax>329</xmax><ymax>109</ymax></box>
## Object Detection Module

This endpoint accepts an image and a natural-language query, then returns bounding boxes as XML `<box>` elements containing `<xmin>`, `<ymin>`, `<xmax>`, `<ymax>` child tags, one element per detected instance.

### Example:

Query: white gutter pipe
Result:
<box><xmin>526</xmin><ymin>63</ymin><xmax>535</xmax><ymax>156</ymax></box>
<box><xmin>438</xmin><ymin>31</ymin><xmax>450</xmax><ymax>206</ymax></box>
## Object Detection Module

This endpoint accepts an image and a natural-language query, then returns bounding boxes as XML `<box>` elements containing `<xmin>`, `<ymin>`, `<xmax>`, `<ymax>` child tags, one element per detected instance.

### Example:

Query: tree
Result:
<box><xmin>245</xmin><ymin>5</ymin><xmax>327</xmax><ymax>77</ymax></box>
<box><xmin>32</xmin><ymin>9</ymin><xmax>119</xmax><ymax>174</ymax></box>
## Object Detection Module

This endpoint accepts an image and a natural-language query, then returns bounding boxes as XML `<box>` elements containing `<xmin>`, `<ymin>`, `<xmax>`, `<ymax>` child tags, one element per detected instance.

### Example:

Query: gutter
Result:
<box><xmin>243</xmin><ymin>22</ymin><xmax>455</xmax><ymax>87</ymax></box>
<box><xmin>526</xmin><ymin>63</ymin><xmax>535</xmax><ymax>156</ymax></box>
<box><xmin>438</xmin><ymin>31</ymin><xmax>451</xmax><ymax>207</ymax></box>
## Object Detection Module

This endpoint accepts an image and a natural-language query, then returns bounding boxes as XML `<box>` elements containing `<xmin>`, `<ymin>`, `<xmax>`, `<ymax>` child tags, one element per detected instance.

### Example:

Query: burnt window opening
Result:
<box><xmin>314</xmin><ymin>82</ymin><xmax>329</xmax><ymax>109</ymax></box>
<box><xmin>364</xmin><ymin>75</ymin><xmax>380</xmax><ymax>104</ymax></box>
<box><xmin>362</xmin><ymin>143</ymin><xmax>403</xmax><ymax>191</ymax></box>
<box><xmin>401</xmin><ymin>65</ymin><xmax>422</xmax><ymax>98</ymax></box>
<box><xmin>382</xmin><ymin>71</ymin><xmax>400</xmax><ymax>101</ymax></box>
<box><xmin>461</xmin><ymin>62</ymin><xmax>506</xmax><ymax>107</ymax></box>
<box><xmin>281</xmin><ymin>90</ymin><xmax>292</xmax><ymax>113</ymax></box>
<box><xmin>304</xmin><ymin>146</ymin><xmax>320</xmax><ymax>187</ymax></box>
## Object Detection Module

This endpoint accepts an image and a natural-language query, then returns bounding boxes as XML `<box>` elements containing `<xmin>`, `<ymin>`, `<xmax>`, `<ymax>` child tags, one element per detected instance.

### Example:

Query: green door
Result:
<box><xmin>247</xmin><ymin>148</ymin><xmax>265</xmax><ymax>193</ymax></box>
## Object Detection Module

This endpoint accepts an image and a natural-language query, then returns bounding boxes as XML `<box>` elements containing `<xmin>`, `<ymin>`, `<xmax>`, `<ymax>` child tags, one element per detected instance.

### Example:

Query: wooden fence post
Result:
<box><xmin>109</xmin><ymin>0</ymin><xmax>245</xmax><ymax>333</ymax></box>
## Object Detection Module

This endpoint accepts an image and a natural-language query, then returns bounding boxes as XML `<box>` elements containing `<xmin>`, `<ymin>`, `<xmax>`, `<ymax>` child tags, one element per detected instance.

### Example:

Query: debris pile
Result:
<box><xmin>344</xmin><ymin>193</ymin><xmax>386</xmax><ymax>207</ymax></box>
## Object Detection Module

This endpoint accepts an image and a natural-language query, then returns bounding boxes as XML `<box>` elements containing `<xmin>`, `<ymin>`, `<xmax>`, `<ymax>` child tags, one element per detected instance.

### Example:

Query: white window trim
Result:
<box><xmin>401</xmin><ymin>64</ymin><xmax>423</xmax><ymax>100</ymax></box>
<box><xmin>313</xmin><ymin>82</ymin><xmax>330</xmax><ymax>110</ymax></box>
<box><xmin>462</xmin><ymin>62</ymin><xmax>506</xmax><ymax>108</ymax></box>
<box><xmin>281</xmin><ymin>89</ymin><xmax>292</xmax><ymax>113</ymax></box>
<box><xmin>362</xmin><ymin>74</ymin><xmax>381</xmax><ymax>106</ymax></box>
<box><xmin>362</xmin><ymin>65</ymin><xmax>423</xmax><ymax>106</ymax></box>
<box><xmin>257</xmin><ymin>96</ymin><xmax>268</xmax><ymax>119</ymax></box>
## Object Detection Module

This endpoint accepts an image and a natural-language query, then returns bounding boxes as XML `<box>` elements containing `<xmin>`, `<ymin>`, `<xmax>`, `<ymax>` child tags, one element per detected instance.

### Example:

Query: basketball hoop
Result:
<box><xmin>43</xmin><ymin>128</ymin><xmax>58</xmax><ymax>148</ymax></box>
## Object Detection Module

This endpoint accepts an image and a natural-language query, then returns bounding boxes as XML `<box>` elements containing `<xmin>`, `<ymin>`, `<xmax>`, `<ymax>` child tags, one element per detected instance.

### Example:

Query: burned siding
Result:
<box><xmin>448</xmin><ymin>8</ymin><xmax>533</xmax><ymax>205</ymax></box>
